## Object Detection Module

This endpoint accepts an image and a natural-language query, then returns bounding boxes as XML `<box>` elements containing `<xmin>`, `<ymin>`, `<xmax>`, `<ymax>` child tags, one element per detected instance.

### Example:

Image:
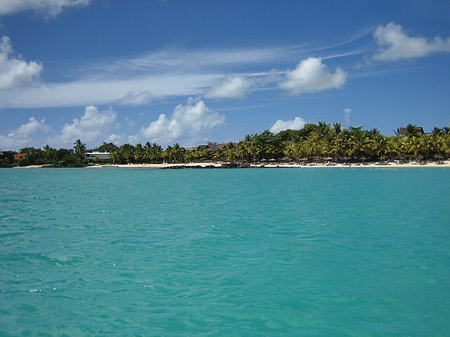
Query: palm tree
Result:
<box><xmin>134</xmin><ymin>143</ymin><xmax>145</xmax><ymax>163</ymax></box>
<box><xmin>171</xmin><ymin>143</ymin><xmax>185</xmax><ymax>162</ymax></box>
<box><xmin>419</xmin><ymin>136</ymin><xmax>435</xmax><ymax>161</ymax></box>
<box><xmin>42</xmin><ymin>145</ymin><xmax>56</xmax><ymax>164</ymax></box>
<box><xmin>74</xmin><ymin>139</ymin><xmax>86</xmax><ymax>160</ymax></box>
<box><xmin>405</xmin><ymin>124</ymin><xmax>422</xmax><ymax>138</ymax></box>
<box><xmin>347</xmin><ymin>132</ymin><xmax>372</xmax><ymax>159</ymax></box>
<box><xmin>265</xmin><ymin>144</ymin><xmax>278</xmax><ymax>160</ymax></box>
<box><xmin>332</xmin><ymin>123</ymin><xmax>342</xmax><ymax>136</ymax></box>
<box><xmin>440</xmin><ymin>134</ymin><xmax>450</xmax><ymax>157</ymax></box>
<box><xmin>385</xmin><ymin>137</ymin><xmax>402</xmax><ymax>159</ymax></box>
<box><xmin>222</xmin><ymin>143</ymin><xmax>237</xmax><ymax>162</ymax></box>
<box><xmin>401</xmin><ymin>136</ymin><xmax>421</xmax><ymax>159</ymax></box>
<box><xmin>370</xmin><ymin>135</ymin><xmax>387</xmax><ymax>160</ymax></box>
<box><xmin>119</xmin><ymin>144</ymin><xmax>135</xmax><ymax>163</ymax></box>
<box><xmin>163</xmin><ymin>145</ymin><xmax>172</xmax><ymax>163</ymax></box>
<box><xmin>432</xmin><ymin>127</ymin><xmax>443</xmax><ymax>136</ymax></box>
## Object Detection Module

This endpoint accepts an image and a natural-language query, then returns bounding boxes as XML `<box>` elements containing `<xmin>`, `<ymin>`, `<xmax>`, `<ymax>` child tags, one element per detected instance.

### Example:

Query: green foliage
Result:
<box><xmin>103</xmin><ymin>125</ymin><xmax>450</xmax><ymax>164</ymax></box>
<box><xmin>74</xmin><ymin>139</ymin><xmax>87</xmax><ymax>159</ymax></box>
<box><xmin>0</xmin><ymin>151</ymin><xmax>15</xmax><ymax>167</ymax></box>
<box><xmin>2</xmin><ymin>127</ymin><xmax>450</xmax><ymax>168</ymax></box>
<box><xmin>18</xmin><ymin>158</ymin><xmax>30</xmax><ymax>166</ymax></box>
<box><xmin>67</xmin><ymin>162</ymin><xmax>85</xmax><ymax>168</ymax></box>
<box><xmin>95</xmin><ymin>142</ymin><xmax>119</xmax><ymax>153</ymax></box>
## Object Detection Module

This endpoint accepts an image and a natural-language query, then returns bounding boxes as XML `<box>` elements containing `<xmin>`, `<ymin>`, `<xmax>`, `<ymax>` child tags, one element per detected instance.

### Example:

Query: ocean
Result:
<box><xmin>1</xmin><ymin>167</ymin><xmax>449</xmax><ymax>336</ymax></box>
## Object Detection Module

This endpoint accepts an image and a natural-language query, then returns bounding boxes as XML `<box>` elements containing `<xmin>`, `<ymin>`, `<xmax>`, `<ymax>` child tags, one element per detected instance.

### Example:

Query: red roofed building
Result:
<box><xmin>14</xmin><ymin>153</ymin><xmax>26</xmax><ymax>160</ymax></box>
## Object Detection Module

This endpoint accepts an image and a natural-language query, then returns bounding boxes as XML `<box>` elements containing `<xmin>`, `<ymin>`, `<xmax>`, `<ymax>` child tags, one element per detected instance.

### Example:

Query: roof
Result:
<box><xmin>14</xmin><ymin>153</ymin><xmax>26</xmax><ymax>159</ymax></box>
<box><xmin>197</xmin><ymin>143</ymin><xmax>228</xmax><ymax>151</ymax></box>
<box><xmin>397</xmin><ymin>127</ymin><xmax>424</xmax><ymax>137</ymax></box>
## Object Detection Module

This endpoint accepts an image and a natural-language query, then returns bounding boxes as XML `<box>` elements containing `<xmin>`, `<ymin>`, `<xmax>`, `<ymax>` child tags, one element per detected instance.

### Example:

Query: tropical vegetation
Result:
<box><xmin>1</xmin><ymin>124</ymin><xmax>449</xmax><ymax>167</ymax></box>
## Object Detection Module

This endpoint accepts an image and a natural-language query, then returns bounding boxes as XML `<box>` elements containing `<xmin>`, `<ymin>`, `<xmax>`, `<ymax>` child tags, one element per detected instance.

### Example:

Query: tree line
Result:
<box><xmin>1</xmin><ymin>123</ymin><xmax>449</xmax><ymax>167</ymax></box>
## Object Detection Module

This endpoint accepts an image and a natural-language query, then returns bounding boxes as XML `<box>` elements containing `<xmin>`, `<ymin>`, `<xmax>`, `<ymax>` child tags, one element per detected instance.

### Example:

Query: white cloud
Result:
<box><xmin>52</xmin><ymin>105</ymin><xmax>117</xmax><ymax>146</ymax></box>
<box><xmin>103</xmin><ymin>46</ymin><xmax>299</xmax><ymax>76</ymax></box>
<box><xmin>260</xmin><ymin>69</ymin><xmax>284</xmax><ymax>86</ymax></box>
<box><xmin>0</xmin><ymin>36</ymin><xmax>42</xmax><ymax>91</ymax></box>
<box><xmin>17</xmin><ymin>116</ymin><xmax>51</xmax><ymax>135</ymax></box>
<box><xmin>0</xmin><ymin>44</ymin><xmax>306</xmax><ymax>109</ymax></box>
<box><xmin>133</xmin><ymin>98</ymin><xmax>225</xmax><ymax>146</ymax></box>
<box><xmin>105</xmin><ymin>133</ymin><xmax>124</xmax><ymax>145</ymax></box>
<box><xmin>0</xmin><ymin>73</ymin><xmax>220</xmax><ymax>109</ymax></box>
<box><xmin>0</xmin><ymin>43</ymin><xmax>321</xmax><ymax>109</ymax></box>
<box><xmin>344</xmin><ymin>108</ymin><xmax>351</xmax><ymax>125</ymax></box>
<box><xmin>373</xmin><ymin>22</ymin><xmax>450</xmax><ymax>61</ymax></box>
<box><xmin>0</xmin><ymin>117</ymin><xmax>50</xmax><ymax>150</ymax></box>
<box><xmin>279</xmin><ymin>57</ymin><xmax>347</xmax><ymax>95</ymax></box>
<box><xmin>0</xmin><ymin>0</ymin><xmax>91</xmax><ymax>17</ymax></box>
<box><xmin>204</xmin><ymin>75</ymin><xmax>251</xmax><ymax>99</ymax></box>
<box><xmin>270</xmin><ymin>117</ymin><xmax>305</xmax><ymax>134</ymax></box>
<box><xmin>119</xmin><ymin>90</ymin><xmax>154</xmax><ymax>106</ymax></box>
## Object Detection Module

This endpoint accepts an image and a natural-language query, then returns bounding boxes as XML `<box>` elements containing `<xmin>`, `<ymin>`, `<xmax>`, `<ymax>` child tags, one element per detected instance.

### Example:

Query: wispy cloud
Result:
<box><xmin>0</xmin><ymin>33</ymin><xmax>368</xmax><ymax>109</ymax></box>
<box><xmin>344</xmin><ymin>108</ymin><xmax>351</xmax><ymax>125</ymax></box>
<box><xmin>95</xmin><ymin>46</ymin><xmax>303</xmax><ymax>77</ymax></box>
<box><xmin>0</xmin><ymin>0</ymin><xmax>91</xmax><ymax>17</ymax></box>
<box><xmin>119</xmin><ymin>90</ymin><xmax>154</xmax><ymax>106</ymax></box>
<box><xmin>0</xmin><ymin>44</ymin><xmax>308</xmax><ymax>108</ymax></box>
<box><xmin>321</xmin><ymin>51</ymin><xmax>364</xmax><ymax>60</ymax></box>
<box><xmin>0</xmin><ymin>73</ymin><xmax>221</xmax><ymax>108</ymax></box>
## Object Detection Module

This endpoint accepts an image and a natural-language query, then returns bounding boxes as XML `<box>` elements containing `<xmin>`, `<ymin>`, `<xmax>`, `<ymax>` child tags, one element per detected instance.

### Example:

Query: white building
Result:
<box><xmin>85</xmin><ymin>152</ymin><xmax>111</xmax><ymax>160</ymax></box>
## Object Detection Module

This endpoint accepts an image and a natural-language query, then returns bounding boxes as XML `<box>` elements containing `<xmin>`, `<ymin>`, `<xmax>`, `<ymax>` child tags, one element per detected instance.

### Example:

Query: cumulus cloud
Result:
<box><xmin>54</xmin><ymin>105</ymin><xmax>117</xmax><ymax>145</ymax></box>
<box><xmin>133</xmin><ymin>98</ymin><xmax>225</xmax><ymax>145</ymax></box>
<box><xmin>1</xmin><ymin>106</ymin><xmax>120</xmax><ymax>150</ymax></box>
<box><xmin>0</xmin><ymin>0</ymin><xmax>91</xmax><ymax>17</ymax></box>
<box><xmin>279</xmin><ymin>57</ymin><xmax>347</xmax><ymax>95</ymax></box>
<box><xmin>17</xmin><ymin>116</ymin><xmax>51</xmax><ymax>135</ymax></box>
<box><xmin>344</xmin><ymin>108</ymin><xmax>351</xmax><ymax>125</ymax></box>
<box><xmin>270</xmin><ymin>117</ymin><xmax>305</xmax><ymax>134</ymax></box>
<box><xmin>0</xmin><ymin>36</ymin><xmax>42</xmax><ymax>91</ymax></box>
<box><xmin>0</xmin><ymin>117</ymin><xmax>50</xmax><ymax>150</ymax></box>
<box><xmin>204</xmin><ymin>75</ymin><xmax>251</xmax><ymax>99</ymax></box>
<box><xmin>373</xmin><ymin>22</ymin><xmax>450</xmax><ymax>61</ymax></box>
<box><xmin>105</xmin><ymin>133</ymin><xmax>124</xmax><ymax>145</ymax></box>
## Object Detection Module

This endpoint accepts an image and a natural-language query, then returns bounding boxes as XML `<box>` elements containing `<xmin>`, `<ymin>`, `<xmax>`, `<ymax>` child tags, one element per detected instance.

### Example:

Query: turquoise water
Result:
<box><xmin>1</xmin><ymin>167</ymin><xmax>449</xmax><ymax>336</ymax></box>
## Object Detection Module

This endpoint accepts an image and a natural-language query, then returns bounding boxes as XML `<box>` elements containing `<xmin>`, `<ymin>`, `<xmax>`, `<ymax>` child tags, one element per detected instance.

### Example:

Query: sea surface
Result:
<box><xmin>0</xmin><ymin>167</ymin><xmax>449</xmax><ymax>336</ymax></box>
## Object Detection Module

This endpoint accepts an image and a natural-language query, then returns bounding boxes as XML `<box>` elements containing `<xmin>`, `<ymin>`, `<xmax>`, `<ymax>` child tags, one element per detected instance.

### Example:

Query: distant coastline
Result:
<box><xmin>3</xmin><ymin>123</ymin><xmax>449</xmax><ymax>169</ymax></box>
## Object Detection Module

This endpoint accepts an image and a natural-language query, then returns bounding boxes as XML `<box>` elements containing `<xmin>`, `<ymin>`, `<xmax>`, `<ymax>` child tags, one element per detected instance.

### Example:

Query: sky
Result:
<box><xmin>0</xmin><ymin>0</ymin><xmax>449</xmax><ymax>151</ymax></box>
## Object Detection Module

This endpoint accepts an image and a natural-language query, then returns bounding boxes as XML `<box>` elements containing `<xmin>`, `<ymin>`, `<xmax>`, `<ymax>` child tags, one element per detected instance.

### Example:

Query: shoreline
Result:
<box><xmin>10</xmin><ymin>161</ymin><xmax>450</xmax><ymax>169</ymax></box>
<box><xmin>113</xmin><ymin>161</ymin><xmax>450</xmax><ymax>169</ymax></box>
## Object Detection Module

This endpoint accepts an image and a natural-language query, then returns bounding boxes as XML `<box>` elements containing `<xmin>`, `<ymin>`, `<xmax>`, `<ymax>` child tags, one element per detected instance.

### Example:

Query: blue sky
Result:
<box><xmin>0</xmin><ymin>0</ymin><xmax>449</xmax><ymax>150</ymax></box>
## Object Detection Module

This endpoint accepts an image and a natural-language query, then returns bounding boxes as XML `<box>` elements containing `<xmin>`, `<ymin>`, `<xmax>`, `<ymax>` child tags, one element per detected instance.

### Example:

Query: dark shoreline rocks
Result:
<box><xmin>161</xmin><ymin>163</ymin><xmax>251</xmax><ymax>169</ymax></box>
